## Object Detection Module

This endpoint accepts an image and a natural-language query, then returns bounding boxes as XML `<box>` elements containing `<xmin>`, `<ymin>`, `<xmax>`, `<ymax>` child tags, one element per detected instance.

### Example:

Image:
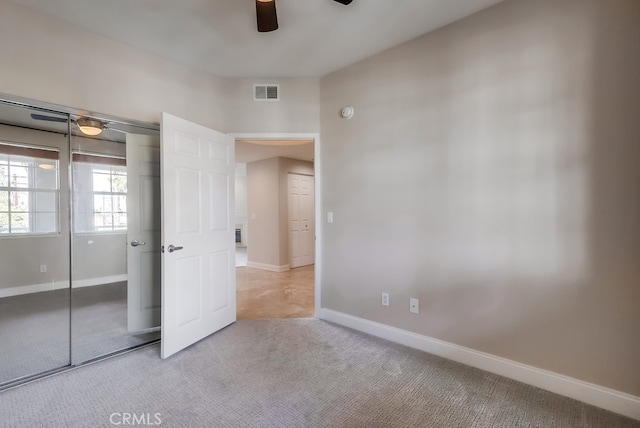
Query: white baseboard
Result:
<box><xmin>246</xmin><ymin>261</ymin><xmax>290</xmax><ymax>272</ymax></box>
<box><xmin>0</xmin><ymin>274</ymin><xmax>128</xmax><ymax>298</ymax></box>
<box><xmin>320</xmin><ymin>308</ymin><xmax>640</xmax><ymax>421</ymax></box>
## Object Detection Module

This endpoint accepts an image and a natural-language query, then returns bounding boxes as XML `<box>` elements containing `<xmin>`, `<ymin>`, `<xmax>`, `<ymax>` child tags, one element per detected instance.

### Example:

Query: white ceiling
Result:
<box><xmin>9</xmin><ymin>0</ymin><xmax>503</xmax><ymax>79</ymax></box>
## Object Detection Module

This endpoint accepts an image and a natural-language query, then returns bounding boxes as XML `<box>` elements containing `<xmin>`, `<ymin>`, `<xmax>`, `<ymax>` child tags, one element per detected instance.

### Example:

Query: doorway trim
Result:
<box><xmin>230</xmin><ymin>132</ymin><xmax>321</xmax><ymax>318</ymax></box>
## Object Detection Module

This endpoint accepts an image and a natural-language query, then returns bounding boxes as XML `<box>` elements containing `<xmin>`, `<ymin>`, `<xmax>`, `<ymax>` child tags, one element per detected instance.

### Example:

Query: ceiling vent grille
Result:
<box><xmin>253</xmin><ymin>84</ymin><xmax>279</xmax><ymax>101</ymax></box>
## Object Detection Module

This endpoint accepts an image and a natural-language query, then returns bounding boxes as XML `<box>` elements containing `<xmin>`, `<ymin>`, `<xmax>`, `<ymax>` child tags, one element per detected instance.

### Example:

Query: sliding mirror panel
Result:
<box><xmin>71</xmin><ymin>125</ymin><xmax>160</xmax><ymax>364</ymax></box>
<box><xmin>0</xmin><ymin>102</ymin><xmax>71</xmax><ymax>385</ymax></box>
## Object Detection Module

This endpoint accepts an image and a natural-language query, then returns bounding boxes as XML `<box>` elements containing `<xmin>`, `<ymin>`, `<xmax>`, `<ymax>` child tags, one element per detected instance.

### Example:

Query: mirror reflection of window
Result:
<box><xmin>0</xmin><ymin>142</ymin><xmax>60</xmax><ymax>235</ymax></box>
<box><xmin>72</xmin><ymin>153</ymin><xmax>127</xmax><ymax>233</ymax></box>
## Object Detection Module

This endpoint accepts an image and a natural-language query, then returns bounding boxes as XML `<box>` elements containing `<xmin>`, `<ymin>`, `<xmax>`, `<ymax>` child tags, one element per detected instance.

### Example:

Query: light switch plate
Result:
<box><xmin>327</xmin><ymin>212</ymin><xmax>334</xmax><ymax>223</ymax></box>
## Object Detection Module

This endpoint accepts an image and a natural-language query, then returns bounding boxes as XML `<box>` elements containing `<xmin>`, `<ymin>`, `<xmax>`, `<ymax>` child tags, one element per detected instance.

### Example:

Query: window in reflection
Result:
<box><xmin>73</xmin><ymin>154</ymin><xmax>127</xmax><ymax>233</ymax></box>
<box><xmin>0</xmin><ymin>143</ymin><xmax>59</xmax><ymax>235</ymax></box>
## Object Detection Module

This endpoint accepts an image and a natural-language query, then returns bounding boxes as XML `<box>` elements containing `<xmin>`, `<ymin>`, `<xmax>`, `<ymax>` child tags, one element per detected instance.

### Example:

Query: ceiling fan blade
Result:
<box><xmin>30</xmin><ymin>113</ymin><xmax>68</xmax><ymax>123</ymax></box>
<box><xmin>100</xmin><ymin>123</ymin><xmax>122</xmax><ymax>134</ymax></box>
<box><xmin>256</xmin><ymin>0</ymin><xmax>278</xmax><ymax>32</ymax></box>
<box><xmin>103</xmin><ymin>122</ymin><xmax>159</xmax><ymax>136</ymax></box>
<box><xmin>333</xmin><ymin>0</ymin><xmax>354</xmax><ymax>4</ymax></box>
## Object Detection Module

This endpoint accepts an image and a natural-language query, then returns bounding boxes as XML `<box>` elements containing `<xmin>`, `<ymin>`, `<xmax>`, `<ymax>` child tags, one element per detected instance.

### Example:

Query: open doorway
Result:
<box><xmin>233</xmin><ymin>135</ymin><xmax>318</xmax><ymax>320</ymax></box>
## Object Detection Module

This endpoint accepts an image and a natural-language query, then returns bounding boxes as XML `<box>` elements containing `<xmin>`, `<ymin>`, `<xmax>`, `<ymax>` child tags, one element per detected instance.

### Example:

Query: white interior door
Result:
<box><xmin>288</xmin><ymin>173</ymin><xmax>315</xmax><ymax>268</ymax></box>
<box><xmin>161</xmin><ymin>113</ymin><xmax>236</xmax><ymax>359</ymax></box>
<box><xmin>126</xmin><ymin>134</ymin><xmax>161</xmax><ymax>333</ymax></box>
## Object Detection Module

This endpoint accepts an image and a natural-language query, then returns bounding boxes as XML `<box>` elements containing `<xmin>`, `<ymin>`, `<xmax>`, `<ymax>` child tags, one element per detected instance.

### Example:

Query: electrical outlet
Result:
<box><xmin>381</xmin><ymin>292</ymin><xmax>389</xmax><ymax>306</ymax></box>
<box><xmin>40</xmin><ymin>265</ymin><xmax>47</xmax><ymax>273</ymax></box>
<box><xmin>410</xmin><ymin>297</ymin><xmax>419</xmax><ymax>314</ymax></box>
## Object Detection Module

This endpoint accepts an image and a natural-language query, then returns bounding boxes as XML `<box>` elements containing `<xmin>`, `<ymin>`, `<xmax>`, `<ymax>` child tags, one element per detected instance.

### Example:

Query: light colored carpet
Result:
<box><xmin>0</xmin><ymin>283</ymin><xmax>159</xmax><ymax>385</ymax></box>
<box><xmin>0</xmin><ymin>289</ymin><xmax>70</xmax><ymax>384</ymax></box>
<box><xmin>0</xmin><ymin>319</ymin><xmax>637</xmax><ymax>428</ymax></box>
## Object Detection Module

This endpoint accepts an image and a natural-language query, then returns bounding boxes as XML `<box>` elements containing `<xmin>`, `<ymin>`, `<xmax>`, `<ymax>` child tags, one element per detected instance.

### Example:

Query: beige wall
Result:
<box><xmin>221</xmin><ymin>78</ymin><xmax>320</xmax><ymax>134</ymax></box>
<box><xmin>247</xmin><ymin>157</ymin><xmax>314</xmax><ymax>268</ymax></box>
<box><xmin>319</xmin><ymin>0</ymin><xmax>640</xmax><ymax>396</ymax></box>
<box><xmin>246</xmin><ymin>158</ymin><xmax>281</xmax><ymax>267</ymax></box>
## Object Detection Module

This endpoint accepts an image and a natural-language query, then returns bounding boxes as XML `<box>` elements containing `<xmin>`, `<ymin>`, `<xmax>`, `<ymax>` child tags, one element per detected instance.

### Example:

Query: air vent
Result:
<box><xmin>253</xmin><ymin>84</ymin><xmax>280</xmax><ymax>101</ymax></box>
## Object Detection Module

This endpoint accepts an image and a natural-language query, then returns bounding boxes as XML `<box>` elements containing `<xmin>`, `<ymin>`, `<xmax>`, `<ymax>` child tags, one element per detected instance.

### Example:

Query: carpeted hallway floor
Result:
<box><xmin>0</xmin><ymin>319</ymin><xmax>637</xmax><ymax>428</ymax></box>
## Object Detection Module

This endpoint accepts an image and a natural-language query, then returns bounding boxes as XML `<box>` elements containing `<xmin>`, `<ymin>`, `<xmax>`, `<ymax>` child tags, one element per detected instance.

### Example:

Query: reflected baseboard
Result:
<box><xmin>0</xmin><ymin>274</ymin><xmax>128</xmax><ymax>298</ymax></box>
<box><xmin>129</xmin><ymin>326</ymin><xmax>161</xmax><ymax>335</ymax></box>
<box><xmin>71</xmin><ymin>274</ymin><xmax>128</xmax><ymax>289</ymax></box>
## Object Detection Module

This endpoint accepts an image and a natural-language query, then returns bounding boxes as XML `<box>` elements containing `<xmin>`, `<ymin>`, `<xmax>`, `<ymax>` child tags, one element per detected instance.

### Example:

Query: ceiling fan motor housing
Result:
<box><xmin>256</xmin><ymin>0</ymin><xmax>352</xmax><ymax>33</ymax></box>
<box><xmin>256</xmin><ymin>0</ymin><xmax>278</xmax><ymax>32</ymax></box>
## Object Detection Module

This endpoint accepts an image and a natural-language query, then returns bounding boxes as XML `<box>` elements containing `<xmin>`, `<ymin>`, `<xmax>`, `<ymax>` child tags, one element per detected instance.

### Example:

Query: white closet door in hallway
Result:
<box><xmin>288</xmin><ymin>173</ymin><xmax>314</xmax><ymax>268</ymax></box>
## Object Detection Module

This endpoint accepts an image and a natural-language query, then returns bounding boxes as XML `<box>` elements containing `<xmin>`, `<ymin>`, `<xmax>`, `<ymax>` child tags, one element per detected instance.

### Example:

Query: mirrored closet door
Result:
<box><xmin>0</xmin><ymin>102</ymin><xmax>71</xmax><ymax>385</ymax></box>
<box><xmin>70</xmin><ymin>124</ymin><xmax>161</xmax><ymax>364</ymax></box>
<box><xmin>0</xmin><ymin>96</ymin><xmax>161</xmax><ymax>387</ymax></box>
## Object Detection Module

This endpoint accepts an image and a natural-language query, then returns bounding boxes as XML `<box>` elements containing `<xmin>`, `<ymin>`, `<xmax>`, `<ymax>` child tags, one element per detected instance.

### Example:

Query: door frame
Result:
<box><xmin>230</xmin><ymin>132</ymin><xmax>321</xmax><ymax>318</ymax></box>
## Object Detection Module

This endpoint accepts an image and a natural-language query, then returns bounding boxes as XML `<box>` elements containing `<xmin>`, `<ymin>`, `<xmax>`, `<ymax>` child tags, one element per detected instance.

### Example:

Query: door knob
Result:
<box><xmin>130</xmin><ymin>240</ymin><xmax>146</xmax><ymax>247</ymax></box>
<box><xmin>167</xmin><ymin>244</ymin><xmax>184</xmax><ymax>253</ymax></box>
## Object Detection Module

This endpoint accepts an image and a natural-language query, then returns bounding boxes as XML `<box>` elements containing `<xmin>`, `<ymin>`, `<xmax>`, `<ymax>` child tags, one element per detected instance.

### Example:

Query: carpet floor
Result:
<box><xmin>0</xmin><ymin>319</ymin><xmax>637</xmax><ymax>428</ymax></box>
<box><xmin>0</xmin><ymin>283</ymin><xmax>160</xmax><ymax>385</ymax></box>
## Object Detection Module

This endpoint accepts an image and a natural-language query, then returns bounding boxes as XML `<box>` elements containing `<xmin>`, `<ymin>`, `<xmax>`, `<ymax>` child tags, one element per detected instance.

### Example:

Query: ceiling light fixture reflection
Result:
<box><xmin>76</xmin><ymin>117</ymin><xmax>104</xmax><ymax>136</ymax></box>
<box><xmin>37</xmin><ymin>163</ymin><xmax>56</xmax><ymax>170</ymax></box>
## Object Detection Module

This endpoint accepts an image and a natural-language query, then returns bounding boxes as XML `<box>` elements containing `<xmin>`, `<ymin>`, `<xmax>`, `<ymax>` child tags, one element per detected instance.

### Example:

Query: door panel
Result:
<box><xmin>209</xmin><ymin>251</ymin><xmax>230</xmax><ymax>311</ymax></box>
<box><xmin>161</xmin><ymin>113</ymin><xmax>235</xmax><ymax>359</ymax></box>
<box><xmin>175</xmin><ymin>256</ymin><xmax>201</xmax><ymax>326</ymax></box>
<box><xmin>126</xmin><ymin>134</ymin><xmax>161</xmax><ymax>333</ymax></box>
<box><xmin>210</xmin><ymin>173</ymin><xmax>229</xmax><ymax>231</ymax></box>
